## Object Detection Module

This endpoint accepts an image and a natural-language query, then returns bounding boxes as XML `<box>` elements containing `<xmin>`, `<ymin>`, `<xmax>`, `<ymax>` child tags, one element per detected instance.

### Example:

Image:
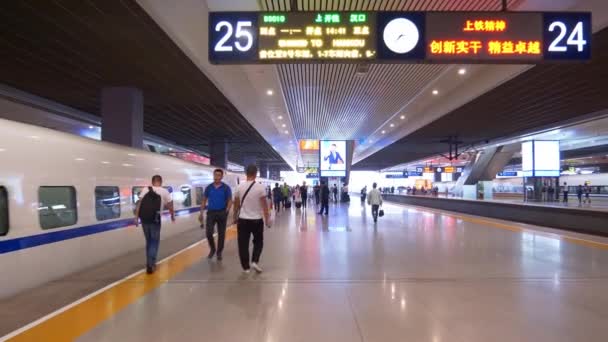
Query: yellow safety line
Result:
<box><xmin>5</xmin><ymin>227</ymin><xmax>237</xmax><ymax>342</ymax></box>
<box><xmin>397</xmin><ymin>203</ymin><xmax>608</xmax><ymax>250</ymax></box>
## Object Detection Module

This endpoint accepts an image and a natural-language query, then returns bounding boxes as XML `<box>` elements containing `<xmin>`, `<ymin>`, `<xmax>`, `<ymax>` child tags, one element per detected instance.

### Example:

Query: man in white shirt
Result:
<box><xmin>367</xmin><ymin>182</ymin><xmax>383</xmax><ymax>223</ymax></box>
<box><xmin>135</xmin><ymin>175</ymin><xmax>175</xmax><ymax>274</ymax></box>
<box><xmin>233</xmin><ymin>165</ymin><xmax>271</xmax><ymax>273</ymax></box>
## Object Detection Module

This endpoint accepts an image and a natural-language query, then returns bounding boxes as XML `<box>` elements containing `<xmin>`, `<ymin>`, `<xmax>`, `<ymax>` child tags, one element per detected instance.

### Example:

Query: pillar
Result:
<box><xmin>101</xmin><ymin>87</ymin><xmax>143</xmax><ymax>148</ymax></box>
<box><xmin>259</xmin><ymin>163</ymin><xmax>269</xmax><ymax>179</ymax></box>
<box><xmin>269</xmin><ymin>166</ymin><xmax>281</xmax><ymax>181</ymax></box>
<box><xmin>209</xmin><ymin>141</ymin><xmax>228</xmax><ymax>170</ymax></box>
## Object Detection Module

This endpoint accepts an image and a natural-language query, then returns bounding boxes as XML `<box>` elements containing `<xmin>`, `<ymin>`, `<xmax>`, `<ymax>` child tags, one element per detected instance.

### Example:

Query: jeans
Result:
<box><xmin>142</xmin><ymin>223</ymin><xmax>161</xmax><ymax>268</ymax></box>
<box><xmin>301</xmin><ymin>195</ymin><xmax>308</xmax><ymax>208</ymax></box>
<box><xmin>319</xmin><ymin>201</ymin><xmax>329</xmax><ymax>215</ymax></box>
<box><xmin>237</xmin><ymin>218</ymin><xmax>264</xmax><ymax>270</ymax></box>
<box><xmin>206</xmin><ymin>210</ymin><xmax>228</xmax><ymax>254</ymax></box>
<box><xmin>371</xmin><ymin>205</ymin><xmax>380</xmax><ymax>222</ymax></box>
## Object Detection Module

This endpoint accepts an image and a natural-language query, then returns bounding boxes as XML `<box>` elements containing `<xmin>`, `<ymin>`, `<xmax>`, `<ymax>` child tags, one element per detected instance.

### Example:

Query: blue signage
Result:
<box><xmin>497</xmin><ymin>171</ymin><xmax>518</xmax><ymax>177</ymax></box>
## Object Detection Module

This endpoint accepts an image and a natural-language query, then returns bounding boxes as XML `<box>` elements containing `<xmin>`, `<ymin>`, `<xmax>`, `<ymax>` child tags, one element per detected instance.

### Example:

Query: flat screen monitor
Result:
<box><xmin>319</xmin><ymin>140</ymin><xmax>346</xmax><ymax>177</ymax></box>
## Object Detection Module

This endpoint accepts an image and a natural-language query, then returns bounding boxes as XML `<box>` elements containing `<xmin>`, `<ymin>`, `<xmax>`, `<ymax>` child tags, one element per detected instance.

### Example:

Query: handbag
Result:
<box><xmin>378</xmin><ymin>209</ymin><xmax>384</xmax><ymax>217</ymax></box>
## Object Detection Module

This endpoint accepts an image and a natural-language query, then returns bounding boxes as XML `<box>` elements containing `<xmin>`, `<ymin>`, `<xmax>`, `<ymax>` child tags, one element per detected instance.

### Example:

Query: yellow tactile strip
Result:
<box><xmin>2</xmin><ymin>228</ymin><xmax>236</xmax><ymax>342</ymax></box>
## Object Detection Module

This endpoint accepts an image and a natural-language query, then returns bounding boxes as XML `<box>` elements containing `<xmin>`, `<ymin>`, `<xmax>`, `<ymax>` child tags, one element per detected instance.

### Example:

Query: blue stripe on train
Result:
<box><xmin>0</xmin><ymin>207</ymin><xmax>200</xmax><ymax>254</ymax></box>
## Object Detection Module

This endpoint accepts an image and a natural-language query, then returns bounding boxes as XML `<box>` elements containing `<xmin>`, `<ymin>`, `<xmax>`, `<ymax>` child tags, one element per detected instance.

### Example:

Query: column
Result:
<box><xmin>259</xmin><ymin>163</ymin><xmax>269</xmax><ymax>179</ymax></box>
<box><xmin>210</xmin><ymin>141</ymin><xmax>228</xmax><ymax>170</ymax></box>
<box><xmin>269</xmin><ymin>166</ymin><xmax>281</xmax><ymax>181</ymax></box>
<box><xmin>101</xmin><ymin>87</ymin><xmax>143</xmax><ymax>148</ymax></box>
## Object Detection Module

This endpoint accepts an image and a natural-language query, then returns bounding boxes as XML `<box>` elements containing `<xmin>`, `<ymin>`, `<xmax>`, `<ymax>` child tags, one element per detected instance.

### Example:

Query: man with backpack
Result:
<box><xmin>135</xmin><ymin>175</ymin><xmax>175</xmax><ymax>274</ymax></box>
<box><xmin>199</xmin><ymin>169</ymin><xmax>232</xmax><ymax>261</ymax></box>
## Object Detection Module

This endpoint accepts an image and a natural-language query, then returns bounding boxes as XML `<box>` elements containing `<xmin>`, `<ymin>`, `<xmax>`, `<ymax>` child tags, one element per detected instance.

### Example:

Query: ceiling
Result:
<box><xmin>262</xmin><ymin>0</ymin><xmax>522</xmax><ymax>140</ymax></box>
<box><xmin>0</xmin><ymin>0</ymin><xmax>290</xmax><ymax>169</ymax></box>
<box><xmin>355</xmin><ymin>25</ymin><xmax>608</xmax><ymax>170</ymax></box>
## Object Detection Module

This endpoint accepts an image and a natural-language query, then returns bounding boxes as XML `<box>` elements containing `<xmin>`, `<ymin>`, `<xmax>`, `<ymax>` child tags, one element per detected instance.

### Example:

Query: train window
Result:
<box><xmin>0</xmin><ymin>187</ymin><xmax>8</xmax><ymax>236</ymax></box>
<box><xmin>38</xmin><ymin>186</ymin><xmax>77</xmax><ymax>229</ymax></box>
<box><xmin>195</xmin><ymin>187</ymin><xmax>204</xmax><ymax>206</ymax></box>
<box><xmin>181</xmin><ymin>186</ymin><xmax>192</xmax><ymax>207</ymax></box>
<box><xmin>95</xmin><ymin>186</ymin><xmax>121</xmax><ymax>221</ymax></box>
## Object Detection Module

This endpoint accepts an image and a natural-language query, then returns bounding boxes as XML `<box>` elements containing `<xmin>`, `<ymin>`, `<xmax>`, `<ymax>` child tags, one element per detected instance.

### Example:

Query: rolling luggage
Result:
<box><xmin>295</xmin><ymin>202</ymin><xmax>302</xmax><ymax>209</ymax></box>
<box><xmin>285</xmin><ymin>201</ymin><xmax>292</xmax><ymax>209</ymax></box>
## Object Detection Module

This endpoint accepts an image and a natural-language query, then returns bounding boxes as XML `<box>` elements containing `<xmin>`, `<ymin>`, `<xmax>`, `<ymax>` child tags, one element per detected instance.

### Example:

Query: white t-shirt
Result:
<box><xmin>139</xmin><ymin>186</ymin><xmax>173</xmax><ymax>212</ymax></box>
<box><xmin>235</xmin><ymin>181</ymin><xmax>266</xmax><ymax>220</ymax></box>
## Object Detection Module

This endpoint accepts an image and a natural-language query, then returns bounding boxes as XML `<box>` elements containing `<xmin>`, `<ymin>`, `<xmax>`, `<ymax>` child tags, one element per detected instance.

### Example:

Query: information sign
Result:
<box><xmin>209</xmin><ymin>11</ymin><xmax>591</xmax><ymax>64</ymax></box>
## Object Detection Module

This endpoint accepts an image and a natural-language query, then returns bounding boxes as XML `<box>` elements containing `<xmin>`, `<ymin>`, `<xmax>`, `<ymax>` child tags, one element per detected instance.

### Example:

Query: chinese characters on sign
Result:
<box><xmin>258</xmin><ymin>12</ymin><xmax>377</xmax><ymax>61</ymax></box>
<box><xmin>425</xmin><ymin>12</ymin><xmax>543</xmax><ymax>61</ymax></box>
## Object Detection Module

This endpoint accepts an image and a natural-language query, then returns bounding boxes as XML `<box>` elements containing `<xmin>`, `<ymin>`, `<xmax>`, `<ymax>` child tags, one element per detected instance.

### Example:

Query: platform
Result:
<box><xmin>3</xmin><ymin>201</ymin><xmax>608</xmax><ymax>342</ymax></box>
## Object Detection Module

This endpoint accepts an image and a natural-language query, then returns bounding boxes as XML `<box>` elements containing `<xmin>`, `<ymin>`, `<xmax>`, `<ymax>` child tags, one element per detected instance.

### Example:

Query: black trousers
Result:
<box><xmin>237</xmin><ymin>218</ymin><xmax>264</xmax><ymax>270</ymax></box>
<box><xmin>319</xmin><ymin>201</ymin><xmax>329</xmax><ymax>215</ymax></box>
<box><xmin>314</xmin><ymin>193</ymin><xmax>320</xmax><ymax>204</ymax></box>
<box><xmin>371</xmin><ymin>204</ymin><xmax>380</xmax><ymax>222</ymax></box>
<box><xmin>206</xmin><ymin>210</ymin><xmax>228</xmax><ymax>254</ymax></box>
<box><xmin>301</xmin><ymin>194</ymin><xmax>308</xmax><ymax>208</ymax></box>
<box><xmin>274</xmin><ymin>200</ymin><xmax>281</xmax><ymax>212</ymax></box>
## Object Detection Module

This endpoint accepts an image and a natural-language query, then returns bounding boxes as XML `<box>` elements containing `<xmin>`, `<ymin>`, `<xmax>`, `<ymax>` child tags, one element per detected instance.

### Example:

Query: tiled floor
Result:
<box><xmin>63</xmin><ymin>201</ymin><xmax>608</xmax><ymax>341</ymax></box>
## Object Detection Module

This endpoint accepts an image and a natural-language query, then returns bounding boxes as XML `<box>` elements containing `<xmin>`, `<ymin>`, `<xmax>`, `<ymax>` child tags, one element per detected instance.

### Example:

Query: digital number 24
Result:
<box><xmin>548</xmin><ymin>21</ymin><xmax>587</xmax><ymax>52</ymax></box>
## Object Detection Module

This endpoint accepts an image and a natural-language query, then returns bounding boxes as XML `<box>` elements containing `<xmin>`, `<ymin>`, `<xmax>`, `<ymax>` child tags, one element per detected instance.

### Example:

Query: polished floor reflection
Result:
<box><xmin>78</xmin><ymin>201</ymin><xmax>608</xmax><ymax>342</ymax></box>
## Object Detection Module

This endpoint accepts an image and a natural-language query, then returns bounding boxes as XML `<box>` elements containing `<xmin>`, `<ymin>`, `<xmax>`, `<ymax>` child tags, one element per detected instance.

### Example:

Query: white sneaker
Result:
<box><xmin>251</xmin><ymin>262</ymin><xmax>263</xmax><ymax>273</ymax></box>
<box><xmin>242</xmin><ymin>269</ymin><xmax>250</xmax><ymax>274</ymax></box>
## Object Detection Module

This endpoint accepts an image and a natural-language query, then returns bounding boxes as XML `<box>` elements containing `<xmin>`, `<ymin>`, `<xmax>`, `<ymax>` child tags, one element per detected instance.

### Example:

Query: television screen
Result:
<box><xmin>319</xmin><ymin>140</ymin><xmax>346</xmax><ymax>177</ymax></box>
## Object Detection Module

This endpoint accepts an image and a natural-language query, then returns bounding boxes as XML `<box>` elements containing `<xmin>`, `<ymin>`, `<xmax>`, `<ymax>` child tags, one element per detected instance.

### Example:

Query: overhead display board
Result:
<box><xmin>209</xmin><ymin>11</ymin><xmax>591</xmax><ymax>64</ymax></box>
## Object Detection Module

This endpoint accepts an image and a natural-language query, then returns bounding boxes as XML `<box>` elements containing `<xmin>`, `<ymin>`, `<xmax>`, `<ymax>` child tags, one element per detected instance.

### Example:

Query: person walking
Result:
<box><xmin>272</xmin><ymin>183</ymin><xmax>283</xmax><ymax>213</ymax></box>
<box><xmin>233</xmin><ymin>165</ymin><xmax>271</xmax><ymax>274</ymax></box>
<box><xmin>281</xmin><ymin>183</ymin><xmax>290</xmax><ymax>209</ymax></box>
<box><xmin>367</xmin><ymin>182</ymin><xmax>383</xmax><ymax>223</ymax></box>
<box><xmin>301</xmin><ymin>181</ymin><xmax>308</xmax><ymax>209</ymax></box>
<box><xmin>314</xmin><ymin>184</ymin><xmax>321</xmax><ymax>205</ymax></box>
<box><xmin>318</xmin><ymin>181</ymin><xmax>330</xmax><ymax>215</ymax></box>
<box><xmin>294</xmin><ymin>185</ymin><xmax>302</xmax><ymax>209</ymax></box>
<box><xmin>562</xmin><ymin>182</ymin><xmax>569</xmax><ymax>203</ymax></box>
<box><xmin>332</xmin><ymin>184</ymin><xmax>338</xmax><ymax>202</ymax></box>
<box><xmin>199</xmin><ymin>169</ymin><xmax>232</xmax><ymax>261</ymax></box>
<box><xmin>135</xmin><ymin>175</ymin><xmax>175</xmax><ymax>274</ymax></box>
<box><xmin>576</xmin><ymin>185</ymin><xmax>583</xmax><ymax>205</ymax></box>
<box><xmin>360</xmin><ymin>186</ymin><xmax>367</xmax><ymax>203</ymax></box>
<box><xmin>583</xmin><ymin>184</ymin><xmax>592</xmax><ymax>204</ymax></box>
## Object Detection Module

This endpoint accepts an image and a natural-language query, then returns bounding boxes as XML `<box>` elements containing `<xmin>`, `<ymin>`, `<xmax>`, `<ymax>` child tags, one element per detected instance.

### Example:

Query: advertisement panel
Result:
<box><xmin>320</xmin><ymin>140</ymin><xmax>346</xmax><ymax>177</ymax></box>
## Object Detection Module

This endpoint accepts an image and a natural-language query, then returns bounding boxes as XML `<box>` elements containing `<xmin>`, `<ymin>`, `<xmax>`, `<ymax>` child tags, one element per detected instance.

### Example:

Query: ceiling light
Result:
<box><xmin>390</xmin><ymin>123</ymin><xmax>395</xmax><ymax>127</ymax></box>
<box><xmin>432</xmin><ymin>89</ymin><xmax>439</xmax><ymax>95</ymax></box>
<box><xmin>169</xmin><ymin>147</ymin><xmax>173</xmax><ymax>151</ymax></box>
<box><xmin>101</xmin><ymin>161</ymin><xmax>110</xmax><ymax>164</ymax></box>
<box><xmin>0</xmin><ymin>148</ymin><xmax>5</xmax><ymax>152</ymax></box>
<box><xmin>28</xmin><ymin>135</ymin><xmax>40</xmax><ymax>140</ymax></box>
<box><xmin>458</xmin><ymin>68</ymin><xmax>466</xmax><ymax>75</ymax></box>
<box><xmin>128</xmin><ymin>153</ymin><xmax>136</xmax><ymax>157</ymax></box>
<box><xmin>400</xmin><ymin>115</ymin><xmax>405</xmax><ymax>120</ymax></box>
<box><xmin>381</xmin><ymin>130</ymin><xmax>386</xmax><ymax>134</ymax></box>
<box><xmin>278</xmin><ymin>115</ymin><xmax>283</xmax><ymax>120</ymax></box>
<box><xmin>75</xmin><ymin>158</ymin><xmax>85</xmax><ymax>161</ymax></box>
<box><xmin>123</xmin><ymin>163</ymin><xmax>133</xmax><ymax>167</ymax></box>
<box><xmin>284</xmin><ymin>130</ymin><xmax>289</xmax><ymax>134</ymax></box>
<box><xmin>282</xmin><ymin>124</ymin><xmax>286</xmax><ymax>128</ymax></box>
<box><xmin>88</xmin><ymin>125</ymin><xmax>94</xmax><ymax>129</ymax></box>
<box><xmin>267</xmin><ymin>89</ymin><xmax>274</xmax><ymax>96</ymax></box>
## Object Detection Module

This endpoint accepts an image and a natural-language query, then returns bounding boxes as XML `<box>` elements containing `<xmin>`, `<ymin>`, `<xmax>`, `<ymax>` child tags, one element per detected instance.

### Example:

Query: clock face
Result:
<box><xmin>383</xmin><ymin>18</ymin><xmax>420</xmax><ymax>54</ymax></box>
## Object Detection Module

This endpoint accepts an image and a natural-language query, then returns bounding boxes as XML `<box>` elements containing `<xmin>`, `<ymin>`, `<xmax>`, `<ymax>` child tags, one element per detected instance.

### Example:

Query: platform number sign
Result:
<box><xmin>543</xmin><ymin>13</ymin><xmax>591</xmax><ymax>60</ymax></box>
<box><xmin>209</xmin><ymin>13</ymin><xmax>258</xmax><ymax>63</ymax></box>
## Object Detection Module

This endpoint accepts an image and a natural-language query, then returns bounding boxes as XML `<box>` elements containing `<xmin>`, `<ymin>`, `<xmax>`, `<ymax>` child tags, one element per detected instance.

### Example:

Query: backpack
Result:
<box><xmin>139</xmin><ymin>187</ymin><xmax>162</xmax><ymax>224</ymax></box>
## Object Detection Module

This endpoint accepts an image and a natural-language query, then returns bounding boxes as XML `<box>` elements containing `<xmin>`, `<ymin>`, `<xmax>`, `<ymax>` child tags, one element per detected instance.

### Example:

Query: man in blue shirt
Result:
<box><xmin>323</xmin><ymin>143</ymin><xmax>344</xmax><ymax>168</ymax></box>
<box><xmin>199</xmin><ymin>169</ymin><xmax>232</xmax><ymax>260</ymax></box>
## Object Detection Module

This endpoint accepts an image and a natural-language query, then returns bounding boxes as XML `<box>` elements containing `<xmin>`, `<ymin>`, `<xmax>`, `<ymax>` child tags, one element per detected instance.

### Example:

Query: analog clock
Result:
<box><xmin>382</xmin><ymin>18</ymin><xmax>420</xmax><ymax>54</ymax></box>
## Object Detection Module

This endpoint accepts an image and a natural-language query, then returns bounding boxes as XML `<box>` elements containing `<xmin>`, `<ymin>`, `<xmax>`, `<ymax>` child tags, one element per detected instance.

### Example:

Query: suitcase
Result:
<box><xmin>295</xmin><ymin>202</ymin><xmax>302</xmax><ymax>209</ymax></box>
<box><xmin>285</xmin><ymin>201</ymin><xmax>292</xmax><ymax>209</ymax></box>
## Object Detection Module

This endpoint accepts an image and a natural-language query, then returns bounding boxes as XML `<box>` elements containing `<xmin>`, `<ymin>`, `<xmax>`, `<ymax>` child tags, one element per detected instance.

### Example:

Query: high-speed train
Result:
<box><xmin>0</xmin><ymin>118</ymin><xmax>272</xmax><ymax>299</ymax></box>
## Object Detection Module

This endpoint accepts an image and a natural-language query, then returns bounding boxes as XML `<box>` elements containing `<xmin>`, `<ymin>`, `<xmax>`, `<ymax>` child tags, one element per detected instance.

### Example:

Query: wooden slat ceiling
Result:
<box><xmin>261</xmin><ymin>0</ymin><xmax>523</xmax><ymax>139</ymax></box>
<box><xmin>354</xmin><ymin>27</ymin><xmax>608</xmax><ymax>170</ymax></box>
<box><xmin>0</xmin><ymin>0</ymin><xmax>290</xmax><ymax>169</ymax></box>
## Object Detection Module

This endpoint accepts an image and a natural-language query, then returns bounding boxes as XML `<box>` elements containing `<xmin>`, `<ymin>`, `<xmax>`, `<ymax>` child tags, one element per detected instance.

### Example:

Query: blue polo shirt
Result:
<box><xmin>204</xmin><ymin>182</ymin><xmax>232</xmax><ymax>211</ymax></box>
